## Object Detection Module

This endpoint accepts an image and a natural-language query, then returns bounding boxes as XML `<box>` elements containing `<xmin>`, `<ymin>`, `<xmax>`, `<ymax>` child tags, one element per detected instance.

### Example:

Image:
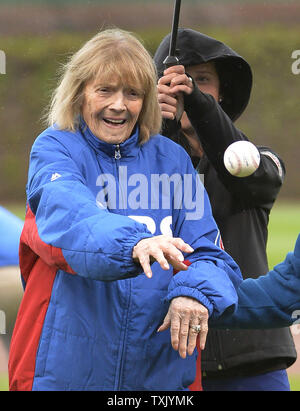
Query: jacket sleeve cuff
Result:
<box><xmin>184</xmin><ymin>77</ymin><xmax>215</xmax><ymax>120</ymax></box>
<box><xmin>164</xmin><ymin>286</ymin><xmax>214</xmax><ymax>317</ymax></box>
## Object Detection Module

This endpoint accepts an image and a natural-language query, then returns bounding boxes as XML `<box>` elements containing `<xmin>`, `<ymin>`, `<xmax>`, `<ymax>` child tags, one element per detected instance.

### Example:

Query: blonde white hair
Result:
<box><xmin>46</xmin><ymin>29</ymin><xmax>162</xmax><ymax>143</ymax></box>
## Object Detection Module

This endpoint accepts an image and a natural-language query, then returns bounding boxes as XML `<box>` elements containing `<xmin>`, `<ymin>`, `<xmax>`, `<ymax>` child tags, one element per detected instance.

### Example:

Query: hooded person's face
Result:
<box><xmin>181</xmin><ymin>62</ymin><xmax>220</xmax><ymax>134</ymax></box>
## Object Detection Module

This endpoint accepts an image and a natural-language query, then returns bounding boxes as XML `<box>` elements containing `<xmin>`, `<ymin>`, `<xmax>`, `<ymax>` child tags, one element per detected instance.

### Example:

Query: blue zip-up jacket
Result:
<box><xmin>211</xmin><ymin>233</ymin><xmax>300</xmax><ymax>329</ymax></box>
<box><xmin>9</xmin><ymin>123</ymin><xmax>242</xmax><ymax>391</ymax></box>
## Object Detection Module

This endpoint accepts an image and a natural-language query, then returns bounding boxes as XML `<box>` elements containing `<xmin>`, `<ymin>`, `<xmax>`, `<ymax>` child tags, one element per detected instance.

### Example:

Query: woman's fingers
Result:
<box><xmin>158</xmin><ymin>69</ymin><xmax>193</xmax><ymax>96</ymax></box>
<box><xmin>157</xmin><ymin>70</ymin><xmax>193</xmax><ymax>121</ymax></box>
<box><xmin>157</xmin><ymin>310</ymin><xmax>171</xmax><ymax>333</ymax></box>
<box><xmin>136</xmin><ymin>253</ymin><xmax>153</xmax><ymax>279</ymax></box>
<box><xmin>198</xmin><ymin>316</ymin><xmax>209</xmax><ymax>351</ymax></box>
<box><xmin>158</xmin><ymin>297</ymin><xmax>209</xmax><ymax>359</ymax></box>
<box><xmin>165</xmin><ymin>254</ymin><xmax>188</xmax><ymax>273</ymax></box>
<box><xmin>132</xmin><ymin>236</ymin><xmax>194</xmax><ymax>277</ymax></box>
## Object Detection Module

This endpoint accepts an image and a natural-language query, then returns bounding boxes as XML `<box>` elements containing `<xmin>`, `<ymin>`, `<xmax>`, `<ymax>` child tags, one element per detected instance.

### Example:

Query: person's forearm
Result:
<box><xmin>184</xmin><ymin>85</ymin><xmax>248</xmax><ymax>165</ymax></box>
<box><xmin>184</xmin><ymin>86</ymin><xmax>285</xmax><ymax>205</ymax></box>
<box><xmin>210</xmin><ymin>242</ymin><xmax>300</xmax><ymax>329</ymax></box>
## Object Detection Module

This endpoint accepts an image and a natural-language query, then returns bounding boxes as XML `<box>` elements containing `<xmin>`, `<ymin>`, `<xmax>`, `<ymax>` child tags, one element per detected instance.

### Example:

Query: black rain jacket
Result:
<box><xmin>154</xmin><ymin>28</ymin><xmax>296</xmax><ymax>378</ymax></box>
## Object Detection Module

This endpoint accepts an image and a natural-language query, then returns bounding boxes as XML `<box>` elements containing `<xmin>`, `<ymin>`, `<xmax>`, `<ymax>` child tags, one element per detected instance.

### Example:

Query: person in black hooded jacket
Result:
<box><xmin>154</xmin><ymin>28</ymin><xmax>296</xmax><ymax>391</ymax></box>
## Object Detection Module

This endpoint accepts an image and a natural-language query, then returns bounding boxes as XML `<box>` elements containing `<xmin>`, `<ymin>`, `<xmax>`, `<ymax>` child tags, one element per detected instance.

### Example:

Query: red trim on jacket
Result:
<box><xmin>173</xmin><ymin>259</ymin><xmax>192</xmax><ymax>275</ymax></box>
<box><xmin>9</xmin><ymin>206</ymin><xmax>75</xmax><ymax>391</ymax></box>
<box><xmin>188</xmin><ymin>340</ymin><xmax>202</xmax><ymax>391</ymax></box>
<box><xmin>174</xmin><ymin>260</ymin><xmax>203</xmax><ymax>391</ymax></box>
<box><xmin>20</xmin><ymin>207</ymin><xmax>76</xmax><ymax>284</ymax></box>
<box><xmin>9</xmin><ymin>260</ymin><xmax>56</xmax><ymax>391</ymax></box>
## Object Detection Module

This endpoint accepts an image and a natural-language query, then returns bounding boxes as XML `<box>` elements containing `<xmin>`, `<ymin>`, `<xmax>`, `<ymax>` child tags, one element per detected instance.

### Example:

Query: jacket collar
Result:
<box><xmin>79</xmin><ymin>117</ymin><xmax>141</xmax><ymax>160</ymax></box>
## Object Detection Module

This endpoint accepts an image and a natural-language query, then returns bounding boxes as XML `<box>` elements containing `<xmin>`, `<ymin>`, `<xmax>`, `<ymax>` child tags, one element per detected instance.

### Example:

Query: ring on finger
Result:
<box><xmin>189</xmin><ymin>324</ymin><xmax>201</xmax><ymax>333</ymax></box>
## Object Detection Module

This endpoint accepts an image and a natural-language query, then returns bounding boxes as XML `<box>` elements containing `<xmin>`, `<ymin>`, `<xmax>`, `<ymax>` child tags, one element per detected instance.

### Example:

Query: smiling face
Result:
<box><xmin>81</xmin><ymin>75</ymin><xmax>144</xmax><ymax>145</ymax></box>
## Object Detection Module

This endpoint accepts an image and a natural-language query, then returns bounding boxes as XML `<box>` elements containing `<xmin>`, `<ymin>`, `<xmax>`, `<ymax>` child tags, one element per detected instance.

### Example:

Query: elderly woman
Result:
<box><xmin>8</xmin><ymin>29</ymin><xmax>242</xmax><ymax>391</ymax></box>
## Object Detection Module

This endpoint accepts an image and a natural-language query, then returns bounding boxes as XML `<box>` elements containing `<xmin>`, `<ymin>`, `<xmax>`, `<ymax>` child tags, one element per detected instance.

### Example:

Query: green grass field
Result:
<box><xmin>1</xmin><ymin>200</ymin><xmax>299</xmax><ymax>391</ymax></box>
<box><xmin>0</xmin><ymin>375</ymin><xmax>8</xmax><ymax>391</ymax></box>
<box><xmin>290</xmin><ymin>376</ymin><xmax>300</xmax><ymax>391</ymax></box>
<box><xmin>266</xmin><ymin>201</ymin><xmax>300</xmax><ymax>269</ymax></box>
<box><xmin>1</xmin><ymin>373</ymin><xmax>300</xmax><ymax>391</ymax></box>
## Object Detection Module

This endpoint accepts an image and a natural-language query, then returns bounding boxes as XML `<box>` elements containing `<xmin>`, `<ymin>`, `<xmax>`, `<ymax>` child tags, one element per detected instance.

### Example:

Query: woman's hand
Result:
<box><xmin>132</xmin><ymin>235</ymin><xmax>194</xmax><ymax>278</ymax></box>
<box><xmin>158</xmin><ymin>296</ymin><xmax>209</xmax><ymax>357</ymax></box>
<box><xmin>157</xmin><ymin>65</ymin><xmax>193</xmax><ymax>121</ymax></box>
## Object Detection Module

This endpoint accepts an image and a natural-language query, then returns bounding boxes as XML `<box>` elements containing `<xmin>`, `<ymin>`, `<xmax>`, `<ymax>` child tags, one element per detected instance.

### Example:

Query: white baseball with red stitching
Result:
<box><xmin>224</xmin><ymin>141</ymin><xmax>261</xmax><ymax>177</ymax></box>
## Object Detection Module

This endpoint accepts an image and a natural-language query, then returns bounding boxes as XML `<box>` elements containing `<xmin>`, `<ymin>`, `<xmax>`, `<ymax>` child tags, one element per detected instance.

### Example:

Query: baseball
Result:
<box><xmin>223</xmin><ymin>141</ymin><xmax>260</xmax><ymax>177</ymax></box>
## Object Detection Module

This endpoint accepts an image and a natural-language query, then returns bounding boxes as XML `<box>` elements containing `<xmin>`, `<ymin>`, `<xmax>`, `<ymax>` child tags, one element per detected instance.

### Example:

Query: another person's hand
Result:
<box><xmin>132</xmin><ymin>235</ymin><xmax>194</xmax><ymax>278</ymax></box>
<box><xmin>157</xmin><ymin>65</ymin><xmax>193</xmax><ymax>121</ymax></box>
<box><xmin>158</xmin><ymin>296</ymin><xmax>209</xmax><ymax>357</ymax></box>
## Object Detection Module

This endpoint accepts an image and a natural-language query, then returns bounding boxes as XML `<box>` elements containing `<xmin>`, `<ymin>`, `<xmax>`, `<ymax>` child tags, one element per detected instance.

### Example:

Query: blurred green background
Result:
<box><xmin>0</xmin><ymin>0</ymin><xmax>300</xmax><ymax>202</ymax></box>
<box><xmin>0</xmin><ymin>0</ymin><xmax>300</xmax><ymax>391</ymax></box>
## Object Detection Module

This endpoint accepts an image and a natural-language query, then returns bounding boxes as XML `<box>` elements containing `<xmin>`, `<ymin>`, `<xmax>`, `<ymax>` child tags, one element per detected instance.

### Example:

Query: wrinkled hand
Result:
<box><xmin>132</xmin><ymin>235</ymin><xmax>194</xmax><ymax>278</ymax></box>
<box><xmin>157</xmin><ymin>65</ymin><xmax>193</xmax><ymax>121</ymax></box>
<box><xmin>158</xmin><ymin>296</ymin><xmax>209</xmax><ymax>357</ymax></box>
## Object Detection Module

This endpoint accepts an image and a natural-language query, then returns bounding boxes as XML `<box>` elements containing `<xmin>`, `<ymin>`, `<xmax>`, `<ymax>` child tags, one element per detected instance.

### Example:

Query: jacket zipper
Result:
<box><xmin>112</xmin><ymin>144</ymin><xmax>132</xmax><ymax>390</ymax></box>
<box><xmin>114</xmin><ymin>144</ymin><xmax>121</xmax><ymax>160</ymax></box>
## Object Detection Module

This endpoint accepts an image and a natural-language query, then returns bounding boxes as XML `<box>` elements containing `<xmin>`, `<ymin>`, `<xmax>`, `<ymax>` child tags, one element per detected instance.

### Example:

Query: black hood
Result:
<box><xmin>154</xmin><ymin>28</ymin><xmax>252</xmax><ymax>121</ymax></box>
